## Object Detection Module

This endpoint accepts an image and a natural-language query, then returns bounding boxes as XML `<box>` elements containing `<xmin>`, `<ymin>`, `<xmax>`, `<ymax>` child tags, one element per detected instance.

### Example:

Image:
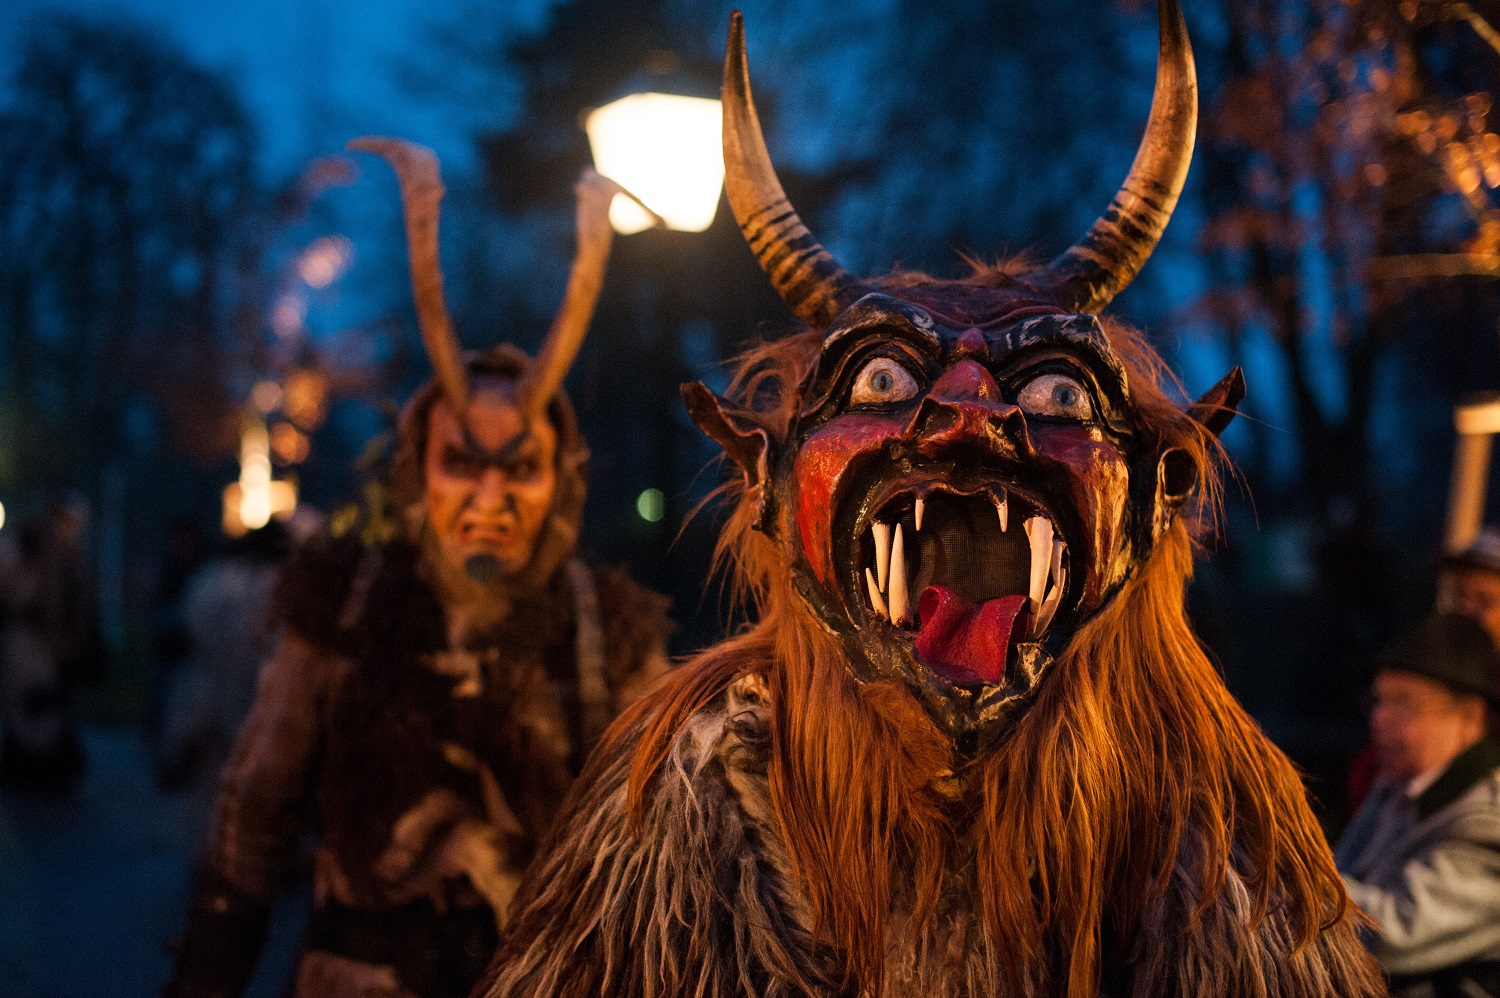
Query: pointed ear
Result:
<box><xmin>681</xmin><ymin>381</ymin><xmax>771</xmax><ymax>490</ymax></box>
<box><xmin>1186</xmin><ymin>367</ymin><xmax>1246</xmax><ymax>438</ymax></box>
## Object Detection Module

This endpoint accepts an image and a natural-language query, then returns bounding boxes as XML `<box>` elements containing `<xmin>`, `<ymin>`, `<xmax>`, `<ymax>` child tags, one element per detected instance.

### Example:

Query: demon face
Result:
<box><xmin>792</xmin><ymin>297</ymin><xmax>1141</xmax><ymax>744</ymax></box>
<box><xmin>688</xmin><ymin>286</ymin><xmax>1240</xmax><ymax>749</ymax></box>
<box><xmin>687</xmin><ymin>3</ymin><xmax>1241</xmax><ymax>749</ymax></box>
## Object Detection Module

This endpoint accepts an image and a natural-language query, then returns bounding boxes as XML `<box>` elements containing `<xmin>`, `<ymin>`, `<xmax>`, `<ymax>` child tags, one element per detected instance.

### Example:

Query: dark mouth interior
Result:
<box><xmin>859</xmin><ymin>490</ymin><xmax>1037</xmax><ymax>628</ymax></box>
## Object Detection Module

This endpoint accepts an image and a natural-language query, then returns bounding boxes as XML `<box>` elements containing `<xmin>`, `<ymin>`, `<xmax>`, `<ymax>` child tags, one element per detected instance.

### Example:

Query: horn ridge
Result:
<box><xmin>347</xmin><ymin>136</ymin><xmax>470</xmax><ymax>418</ymax></box>
<box><xmin>1026</xmin><ymin>0</ymin><xmax>1198</xmax><ymax>313</ymax></box>
<box><xmin>723</xmin><ymin>11</ymin><xmax>863</xmax><ymax>329</ymax></box>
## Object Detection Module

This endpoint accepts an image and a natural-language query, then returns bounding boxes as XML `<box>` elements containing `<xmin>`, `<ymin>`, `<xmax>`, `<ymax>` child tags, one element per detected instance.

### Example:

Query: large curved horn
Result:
<box><xmin>723</xmin><ymin>11</ymin><xmax>863</xmax><ymax>330</ymax></box>
<box><xmin>347</xmin><ymin>136</ymin><xmax>469</xmax><ymax>418</ymax></box>
<box><xmin>517</xmin><ymin>169</ymin><xmax>621</xmax><ymax>422</ymax></box>
<box><xmin>1025</xmin><ymin>0</ymin><xmax>1197</xmax><ymax>313</ymax></box>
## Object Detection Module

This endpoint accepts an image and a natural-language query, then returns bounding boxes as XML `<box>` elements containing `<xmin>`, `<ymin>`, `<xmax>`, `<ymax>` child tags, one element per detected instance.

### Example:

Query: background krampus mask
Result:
<box><xmin>352</xmin><ymin>138</ymin><xmax>620</xmax><ymax>596</ymax></box>
<box><xmin>686</xmin><ymin>2</ymin><xmax>1245</xmax><ymax>753</ymax></box>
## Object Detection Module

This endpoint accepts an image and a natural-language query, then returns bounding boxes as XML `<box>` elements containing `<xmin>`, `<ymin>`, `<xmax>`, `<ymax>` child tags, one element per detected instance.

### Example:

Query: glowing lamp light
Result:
<box><xmin>636</xmin><ymin>488</ymin><xmax>666</xmax><ymax>523</ymax></box>
<box><xmin>223</xmin><ymin>416</ymin><xmax>298</xmax><ymax>536</ymax></box>
<box><xmin>586</xmin><ymin>93</ymin><xmax>724</xmax><ymax>234</ymax></box>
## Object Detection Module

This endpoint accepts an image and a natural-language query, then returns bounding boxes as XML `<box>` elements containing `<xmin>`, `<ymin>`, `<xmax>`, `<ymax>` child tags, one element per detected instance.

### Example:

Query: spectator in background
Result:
<box><xmin>1348</xmin><ymin>527</ymin><xmax>1500</xmax><ymax>811</ymax></box>
<box><xmin>150</xmin><ymin>516</ymin><xmax>210</xmax><ymax>739</ymax></box>
<box><xmin>156</xmin><ymin>521</ymin><xmax>293</xmax><ymax>841</ymax></box>
<box><xmin>1337</xmin><ymin>612</ymin><xmax>1500</xmax><ymax>997</ymax></box>
<box><xmin>0</xmin><ymin>492</ymin><xmax>103</xmax><ymax>792</ymax></box>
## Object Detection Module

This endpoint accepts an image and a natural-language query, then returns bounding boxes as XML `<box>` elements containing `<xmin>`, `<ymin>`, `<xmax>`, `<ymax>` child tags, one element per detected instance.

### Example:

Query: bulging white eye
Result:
<box><xmin>1016</xmin><ymin>372</ymin><xmax>1094</xmax><ymax>420</ymax></box>
<box><xmin>850</xmin><ymin>357</ymin><xmax>919</xmax><ymax>406</ymax></box>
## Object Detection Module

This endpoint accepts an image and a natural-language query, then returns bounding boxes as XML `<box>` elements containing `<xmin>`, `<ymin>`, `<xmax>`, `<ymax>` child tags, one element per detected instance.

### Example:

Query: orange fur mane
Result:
<box><xmin>608</xmin><ymin>268</ymin><xmax>1349</xmax><ymax>996</ymax></box>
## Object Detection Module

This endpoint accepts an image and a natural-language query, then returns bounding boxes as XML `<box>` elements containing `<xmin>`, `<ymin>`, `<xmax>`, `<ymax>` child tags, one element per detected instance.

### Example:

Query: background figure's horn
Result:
<box><xmin>517</xmin><ymin>168</ymin><xmax>622</xmax><ymax>423</ymax></box>
<box><xmin>723</xmin><ymin>11</ymin><xmax>863</xmax><ymax>330</ymax></box>
<box><xmin>347</xmin><ymin>136</ymin><xmax>470</xmax><ymax>419</ymax></box>
<box><xmin>1024</xmin><ymin>0</ymin><xmax>1197</xmax><ymax>314</ymax></box>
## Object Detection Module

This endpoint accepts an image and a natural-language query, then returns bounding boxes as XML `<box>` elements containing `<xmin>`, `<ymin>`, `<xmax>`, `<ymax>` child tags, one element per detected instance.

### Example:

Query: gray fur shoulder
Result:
<box><xmin>480</xmin><ymin>674</ymin><xmax>847</xmax><ymax>998</ymax></box>
<box><xmin>1120</xmin><ymin>833</ymin><xmax>1387</xmax><ymax>998</ymax></box>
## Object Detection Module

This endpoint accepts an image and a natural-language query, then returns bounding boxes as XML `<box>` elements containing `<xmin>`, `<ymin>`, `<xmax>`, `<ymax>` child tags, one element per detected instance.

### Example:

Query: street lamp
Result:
<box><xmin>585</xmin><ymin>92</ymin><xmax>724</xmax><ymax>234</ymax></box>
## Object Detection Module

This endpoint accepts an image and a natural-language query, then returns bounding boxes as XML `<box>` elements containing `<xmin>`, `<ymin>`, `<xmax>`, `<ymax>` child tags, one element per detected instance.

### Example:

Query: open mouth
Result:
<box><xmin>855</xmin><ymin>484</ymin><xmax>1069</xmax><ymax>687</ymax></box>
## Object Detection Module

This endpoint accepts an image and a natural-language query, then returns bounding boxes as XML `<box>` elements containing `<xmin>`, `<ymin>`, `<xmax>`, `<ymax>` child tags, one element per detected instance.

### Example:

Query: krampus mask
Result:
<box><xmin>686</xmin><ymin>3</ymin><xmax>1244</xmax><ymax>752</ymax></box>
<box><xmin>352</xmin><ymin>139</ymin><xmax>619</xmax><ymax>592</ymax></box>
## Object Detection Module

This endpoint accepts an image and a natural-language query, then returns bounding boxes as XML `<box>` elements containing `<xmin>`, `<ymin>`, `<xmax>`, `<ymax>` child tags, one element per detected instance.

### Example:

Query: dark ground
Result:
<box><xmin>0</xmin><ymin>728</ymin><xmax>305</xmax><ymax>998</ymax></box>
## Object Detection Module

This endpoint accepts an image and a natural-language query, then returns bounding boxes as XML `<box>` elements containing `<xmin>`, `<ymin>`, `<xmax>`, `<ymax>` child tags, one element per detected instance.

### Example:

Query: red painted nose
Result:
<box><xmin>906</xmin><ymin>359</ymin><xmax>1032</xmax><ymax>457</ymax></box>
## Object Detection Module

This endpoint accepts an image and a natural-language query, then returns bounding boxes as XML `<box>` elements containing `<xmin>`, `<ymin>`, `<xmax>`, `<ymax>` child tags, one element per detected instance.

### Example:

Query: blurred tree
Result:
<box><xmin>1195</xmin><ymin>0</ymin><xmax>1500</xmax><ymax>506</ymax></box>
<box><xmin>0</xmin><ymin>15</ymin><xmax>261</xmax><ymax>476</ymax></box>
<box><xmin>0</xmin><ymin>14</ymin><xmax>262</xmax><ymax>670</ymax></box>
<box><xmin>1182</xmin><ymin>0</ymin><xmax>1500</xmax><ymax>812</ymax></box>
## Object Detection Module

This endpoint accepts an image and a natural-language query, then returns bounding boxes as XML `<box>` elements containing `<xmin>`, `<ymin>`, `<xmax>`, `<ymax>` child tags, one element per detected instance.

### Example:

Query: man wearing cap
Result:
<box><xmin>164</xmin><ymin>145</ymin><xmax>671</xmax><ymax>998</ymax></box>
<box><xmin>1337</xmin><ymin>612</ymin><xmax>1500</xmax><ymax>997</ymax></box>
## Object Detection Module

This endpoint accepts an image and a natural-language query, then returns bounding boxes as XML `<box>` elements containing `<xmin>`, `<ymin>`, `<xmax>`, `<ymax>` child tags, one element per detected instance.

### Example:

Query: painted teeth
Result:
<box><xmin>872</xmin><ymin>522</ymin><xmax>891</xmax><ymax>594</ymax></box>
<box><xmin>1025</xmin><ymin>516</ymin><xmax>1053</xmax><ymax>606</ymax></box>
<box><xmin>1033</xmin><ymin>564</ymin><xmax>1066</xmax><ymax>635</ymax></box>
<box><xmin>865</xmin><ymin>568</ymin><xmax>888</xmax><ymax>620</ymax></box>
<box><xmin>860</xmin><ymin>498</ymin><xmax>1066</xmax><ymax>639</ymax></box>
<box><xmin>889</xmin><ymin>524</ymin><xmax>910</xmax><ymax>626</ymax></box>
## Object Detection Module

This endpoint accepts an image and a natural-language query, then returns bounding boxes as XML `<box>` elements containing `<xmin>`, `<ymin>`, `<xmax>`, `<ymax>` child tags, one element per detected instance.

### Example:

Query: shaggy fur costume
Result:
<box><xmin>479</xmin><ymin>317</ymin><xmax>1385</xmax><ymax>998</ymax></box>
<box><xmin>170</xmin><ymin>532</ymin><xmax>670</xmax><ymax>998</ymax></box>
<box><xmin>274</xmin><ymin>533</ymin><xmax>670</xmax><ymax>895</ymax></box>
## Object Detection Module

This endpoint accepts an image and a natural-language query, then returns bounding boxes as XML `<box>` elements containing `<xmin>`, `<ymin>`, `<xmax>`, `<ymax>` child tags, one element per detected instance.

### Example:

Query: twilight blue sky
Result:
<box><xmin>0</xmin><ymin>0</ymin><xmax>550</xmax><ymax>176</ymax></box>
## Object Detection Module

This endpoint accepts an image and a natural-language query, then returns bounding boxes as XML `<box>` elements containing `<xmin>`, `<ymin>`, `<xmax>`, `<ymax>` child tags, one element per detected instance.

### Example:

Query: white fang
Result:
<box><xmin>1034</xmin><ymin>565</ymin><xmax>1065</xmax><ymax>635</ymax></box>
<box><xmin>872</xmin><ymin>522</ymin><xmax>891</xmax><ymax>594</ymax></box>
<box><xmin>865</xmin><ymin>568</ymin><xmax>888</xmax><ymax>620</ymax></box>
<box><xmin>914</xmin><ymin>497</ymin><xmax>925</xmax><ymax>532</ymax></box>
<box><xmin>889</xmin><ymin>523</ymin><xmax>910</xmax><ymax>626</ymax></box>
<box><xmin>1025</xmin><ymin>517</ymin><xmax>1052</xmax><ymax>607</ymax></box>
<box><xmin>997</xmin><ymin>492</ymin><xmax>1009</xmax><ymax>533</ymax></box>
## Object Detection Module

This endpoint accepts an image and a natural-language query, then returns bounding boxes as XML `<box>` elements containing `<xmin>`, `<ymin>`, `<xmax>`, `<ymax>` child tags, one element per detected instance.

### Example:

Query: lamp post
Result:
<box><xmin>583</xmin><ymin>90</ymin><xmax>725</xmax><ymax>550</ymax></box>
<box><xmin>584</xmin><ymin>92</ymin><xmax>724</xmax><ymax>234</ymax></box>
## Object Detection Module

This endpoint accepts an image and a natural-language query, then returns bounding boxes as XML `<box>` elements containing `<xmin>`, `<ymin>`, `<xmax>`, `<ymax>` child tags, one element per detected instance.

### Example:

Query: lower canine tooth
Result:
<box><xmin>914</xmin><ymin>497</ymin><xmax>925</xmax><ymax>532</ymax></box>
<box><xmin>997</xmin><ymin>494</ymin><xmax>1009</xmax><ymax>533</ymax></box>
<box><xmin>1034</xmin><ymin>566</ymin><xmax>1065</xmax><ymax>635</ymax></box>
<box><xmin>889</xmin><ymin>524</ymin><xmax>910</xmax><ymax>625</ymax></box>
<box><xmin>873</xmin><ymin>522</ymin><xmax>891</xmax><ymax>593</ymax></box>
<box><xmin>865</xmin><ymin>568</ymin><xmax>888</xmax><ymax>619</ymax></box>
<box><xmin>1025</xmin><ymin>517</ymin><xmax>1052</xmax><ymax>606</ymax></box>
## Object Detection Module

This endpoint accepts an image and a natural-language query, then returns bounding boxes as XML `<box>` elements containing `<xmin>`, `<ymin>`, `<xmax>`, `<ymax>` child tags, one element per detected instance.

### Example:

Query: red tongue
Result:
<box><xmin>913</xmin><ymin>586</ymin><xmax>1030</xmax><ymax>686</ymax></box>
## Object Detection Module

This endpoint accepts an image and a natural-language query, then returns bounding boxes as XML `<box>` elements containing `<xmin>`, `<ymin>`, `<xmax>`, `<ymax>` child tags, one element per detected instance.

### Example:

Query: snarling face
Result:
<box><xmin>423</xmin><ymin>380</ymin><xmax>559</xmax><ymax>583</ymax></box>
<box><xmin>780</xmin><ymin>294</ymin><xmax>1162</xmax><ymax>747</ymax></box>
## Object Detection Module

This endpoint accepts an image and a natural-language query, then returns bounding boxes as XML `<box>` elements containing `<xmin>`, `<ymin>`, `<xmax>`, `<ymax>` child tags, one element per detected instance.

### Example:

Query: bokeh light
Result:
<box><xmin>250</xmin><ymin>380</ymin><xmax>284</xmax><ymax>414</ymax></box>
<box><xmin>270</xmin><ymin>422</ymin><xmax>311</xmax><ymax>464</ymax></box>
<box><xmin>636</xmin><ymin>488</ymin><xmax>665</xmax><ymax>523</ymax></box>
<box><xmin>297</xmin><ymin>234</ymin><xmax>354</xmax><ymax>288</ymax></box>
<box><xmin>284</xmin><ymin>369</ymin><xmax>329</xmax><ymax>431</ymax></box>
<box><xmin>271</xmin><ymin>294</ymin><xmax>306</xmax><ymax>339</ymax></box>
